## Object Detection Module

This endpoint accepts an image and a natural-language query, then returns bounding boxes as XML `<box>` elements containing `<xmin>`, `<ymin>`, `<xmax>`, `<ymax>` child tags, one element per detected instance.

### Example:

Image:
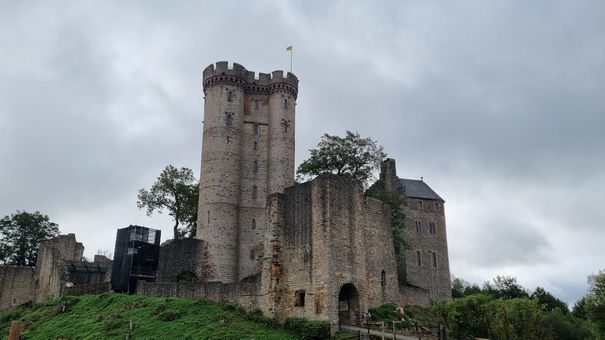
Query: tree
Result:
<box><xmin>532</xmin><ymin>287</ymin><xmax>569</xmax><ymax>313</ymax></box>
<box><xmin>586</xmin><ymin>270</ymin><xmax>605</xmax><ymax>338</ymax></box>
<box><xmin>0</xmin><ymin>211</ymin><xmax>60</xmax><ymax>266</ymax></box>
<box><xmin>137</xmin><ymin>165</ymin><xmax>199</xmax><ymax>239</ymax></box>
<box><xmin>296</xmin><ymin>131</ymin><xmax>387</xmax><ymax>186</ymax></box>
<box><xmin>484</xmin><ymin>275</ymin><xmax>529</xmax><ymax>300</ymax></box>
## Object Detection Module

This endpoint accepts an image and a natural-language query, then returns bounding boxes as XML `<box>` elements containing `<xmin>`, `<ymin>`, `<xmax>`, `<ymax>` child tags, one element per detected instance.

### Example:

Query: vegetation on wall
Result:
<box><xmin>365</xmin><ymin>179</ymin><xmax>407</xmax><ymax>254</ymax></box>
<box><xmin>0</xmin><ymin>210</ymin><xmax>60</xmax><ymax>266</ymax></box>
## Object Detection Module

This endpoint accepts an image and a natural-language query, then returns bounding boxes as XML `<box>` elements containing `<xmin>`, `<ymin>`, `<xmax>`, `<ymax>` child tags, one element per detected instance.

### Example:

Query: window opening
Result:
<box><xmin>431</xmin><ymin>252</ymin><xmax>438</xmax><ymax>267</ymax></box>
<box><xmin>250</xmin><ymin>249</ymin><xmax>255</xmax><ymax>260</ymax></box>
<box><xmin>417</xmin><ymin>200</ymin><xmax>423</xmax><ymax>209</ymax></box>
<box><xmin>282</xmin><ymin>121</ymin><xmax>289</xmax><ymax>133</ymax></box>
<box><xmin>251</xmin><ymin>219</ymin><xmax>256</xmax><ymax>229</ymax></box>
<box><xmin>225</xmin><ymin>113</ymin><xmax>233</xmax><ymax>126</ymax></box>
<box><xmin>416</xmin><ymin>251</ymin><xmax>422</xmax><ymax>266</ymax></box>
<box><xmin>227</xmin><ymin>91</ymin><xmax>233</xmax><ymax>101</ymax></box>
<box><xmin>253</xmin><ymin>142</ymin><xmax>258</xmax><ymax>150</ymax></box>
<box><xmin>415</xmin><ymin>221</ymin><xmax>422</xmax><ymax>233</ymax></box>
<box><xmin>254</xmin><ymin>99</ymin><xmax>259</xmax><ymax>110</ymax></box>
<box><xmin>252</xmin><ymin>185</ymin><xmax>258</xmax><ymax>199</ymax></box>
<box><xmin>434</xmin><ymin>202</ymin><xmax>440</xmax><ymax>210</ymax></box>
<box><xmin>253</xmin><ymin>160</ymin><xmax>258</xmax><ymax>173</ymax></box>
<box><xmin>295</xmin><ymin>290</ymin><xmax>306</xmax><ymax>307</ymax></box>
<box><xmin>381</xmin><ymin>270</ymin><xmax>386</xmax><ymax>287</ymax></box>
<box><xmin>429</xmin><ymin>223</ymin><xmax>436</xmax><ymax>234</ymax></box>
<box><xmin>253</xmin><ymin>123</ymin><xmax>260</xmax><ymax>134</ymax></box>
<box><xmin>283</xmin><ymin>98</ymin><xmax>289</xmax><ymax>109</ymax></box>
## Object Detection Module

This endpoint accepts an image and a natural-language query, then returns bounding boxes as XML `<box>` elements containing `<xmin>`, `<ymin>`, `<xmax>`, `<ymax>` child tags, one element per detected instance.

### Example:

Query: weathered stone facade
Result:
<box><xmin>149</xmin><ymin>62</ymin><xmax>452</xmax><ymax>328</ymax></box>
<box><xmin>197</xmin><ymin>61</ymin><xmax>297</xmax><ymax>284</ymax></box>
<box><xmin>0</xmin><ymin>234</ymin><xmax>111</xmax><ymax>312</ymax></box>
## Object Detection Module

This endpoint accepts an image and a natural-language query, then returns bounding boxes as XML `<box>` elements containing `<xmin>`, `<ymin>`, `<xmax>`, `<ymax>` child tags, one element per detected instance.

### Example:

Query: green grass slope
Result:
<box><xmin>1</xmin><ymin>294</ymin><xmax>301</xmax><ymax>340</ymax></box>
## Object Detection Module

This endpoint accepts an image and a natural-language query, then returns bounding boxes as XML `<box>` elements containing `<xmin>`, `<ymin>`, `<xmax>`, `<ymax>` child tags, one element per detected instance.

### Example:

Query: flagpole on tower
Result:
<box><xmin>286</xmin><ymin>46</ymin><xmax>293</xmax><ymax>73</ymax></box>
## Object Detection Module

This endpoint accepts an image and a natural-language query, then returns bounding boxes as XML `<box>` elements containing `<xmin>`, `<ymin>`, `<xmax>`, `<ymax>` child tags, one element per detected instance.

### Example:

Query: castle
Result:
<box><xmin>146</xmin><ymin>61</ymin><xmax>452</xmax><ymax>326</ymax></box>
<box><xmin>0</xmin><ymin>61</ymin><xmax>451</xmax><ymax>329</ymax></box>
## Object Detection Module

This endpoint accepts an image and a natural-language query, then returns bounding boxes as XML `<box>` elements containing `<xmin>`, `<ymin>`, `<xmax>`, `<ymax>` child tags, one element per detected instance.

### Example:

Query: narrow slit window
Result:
<box><xmin>429</xmin><ymin>223</ymin><xmax>436</xmax><ymax>234</ymax></box>
<box><xmin>432</xmin><ymin>252</ymin><xmax>438</xmax><ymax>267</ymax></box>
<box><xmin>254</xmin><ymin>100</ymin><xmax>259</xmax><ymax>110</ymax></box>
<box><xmin>253</xmin><ymin>123</ymin><xmax>260</xmax><ymax>134</ymax></box>
<box><xmin>416</xmin><ymin>251</ymin><xmax>422</xmax><ymax>266</ymax></box>
<box><xmin>282</xmin><ymin>121</ymin><xmax>289</xmax><ymax>133</ymax></box>
<box><xmin>283</xmin><ymin>98</ymin><xmax>289</xmax><ymax>109</ymax></box>
<box><xmin>227</xmin><ymin>91</ymin><xmax>233</xmax><ymax>101</ymax></box>
<box><xmin>252</xmin><ymin>185</ymin><xmax>258</xmax><ymax>199</ymax></box>
<box><xmin>415</xmin><ymin>221</ymin><xmax>422</xmax><ymax>233</ymax></box>
<box><xmin>253</xmin><ymin>142</ymin><xmax>258</xmax><ymax>150</ymax></box>
<box><xmin>253</xmin><ymin>160</ymin><xmax>258</xmax><ymax>173</ymax></box>
<box><xmin>251</xmin><ymin>219</ymin><xmax>256</xmax><ymax>229</ymax></box>
<box><xmin>250</xmin><ymin>249</ymin><xmax>255</xmax><ymax>260</ymax></box>
<box><xmin>225</xmin><ymin>113</ymin><xmax>233</xmax><ymax>126</ymax></box>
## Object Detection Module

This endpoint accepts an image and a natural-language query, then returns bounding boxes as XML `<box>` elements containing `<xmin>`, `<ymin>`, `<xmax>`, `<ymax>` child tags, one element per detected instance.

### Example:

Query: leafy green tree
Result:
<box><xmin>487</xmin><ymin>298</ymin><xmax>554</xmax><ymax>340</ymax></box>
<box><xmin>545</xmin><ymin>308</ymin><xmax>594</xmax><ymax>340</ymax></box>
<box><xmin>296</xmin><ymin>131</ymin><xmax>387</xmax><ymax>186</ymax></box>
<box><xmin>484</xmin><ymin>276</ymin><xmax>529</xmax><ymax>300</ymax></box>
<box><xmin>586</xmin><ymin>270</ymin><xmax>605</xmax><ymax>338</ymax></box>
<box><xmin>0</xmin><ymin>211</ymin><xmax>60</xmax><ymax>266</ymax></box>
<box><xmin>572</xmin><ymin>296</ymin><xmax>589</xmax><ymax>319</ymax></box>
<box><xmin>450</xmin><ymin>276</ymin><xmax>483</xmax><ymax>298</ymax></box>
<box><xmin>531</xmin><ymin>287</ymin><xmax>569</xmax><ymax>313</ymax></box>
<box><xmin>137</xmin><ymin>165</ymin><xmax>199</xmax><ymax>239</ymax></box>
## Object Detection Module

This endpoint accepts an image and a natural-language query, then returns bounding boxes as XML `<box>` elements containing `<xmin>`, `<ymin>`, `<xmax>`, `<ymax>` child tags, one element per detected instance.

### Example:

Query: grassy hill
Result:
<box><xmin>0</xmin><ymin>293</ymin><xmax>330</xmax><ymax>340</ymax></box>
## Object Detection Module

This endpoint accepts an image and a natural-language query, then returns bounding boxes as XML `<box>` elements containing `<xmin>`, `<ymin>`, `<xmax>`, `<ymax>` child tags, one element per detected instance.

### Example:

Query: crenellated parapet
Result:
<box><xmin>202</xmin><ymin>61</ymin><xmax>298</xmax><ymax>98</ymax></box>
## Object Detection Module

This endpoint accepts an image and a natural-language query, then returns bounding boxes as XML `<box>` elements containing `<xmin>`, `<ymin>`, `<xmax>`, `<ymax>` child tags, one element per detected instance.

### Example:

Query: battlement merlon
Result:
<box><xmin>202</xmin><ymin>61</ymin><xmax>298</xmax><ymax>97</ymax></box>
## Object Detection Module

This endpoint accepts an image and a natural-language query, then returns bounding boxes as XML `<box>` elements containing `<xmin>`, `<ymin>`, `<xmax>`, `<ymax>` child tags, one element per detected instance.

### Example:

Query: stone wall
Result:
<box><xmin>137</xmin><ymin>281</ymin><xmax>259</xmax><ymax>310</ymax></box>
<box><xmin>156</xmin><ymin>238</ymin><xmax>205</xmax><ymax>282</ymax></box>
<box><xmin>64</xmin><ymin>281</ymin><xmax>111</xmax><ymax>296</ymax></box>
<box><xmin>0</xmin><ymin>266</ymin><xmax>35</xmax><ymax>312</ymax></box>
<box><xmin>263</xmin><ymin>174</ymin><xmax>403</xmax><ymax>325</ymax></box>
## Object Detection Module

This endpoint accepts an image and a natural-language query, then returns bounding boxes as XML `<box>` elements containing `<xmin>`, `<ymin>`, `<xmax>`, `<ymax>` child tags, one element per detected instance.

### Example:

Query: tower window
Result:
<box><xmin>250</xmin><ymin>249</ymin><xmax>255</xmax><ymax>260</ymax></box>
<box><xmin>225</xmin><ymin>113</ymin><xmax>233</xmax><ymax>126</ymax></box>
<box><xmin>416</xmin><ymin>251</ymin><xmax>422</xmax><ymax>266</ymax></box>
<box><xmin>252</xmin><ymin>185</ymin><xmax>258</xmax><ymax>199</ymax></box>
<box><xmin>415</xmin><ymin>221</ymin><xmax>422</xmax><ymax>233</ymax></box>
<box><xmin>283</xmin><ymin>98</ymin><xmax>289</xmax><ymax>109</ymax></box>
<box><xmin>253</xmin><ymin>123</ymin><xmax>260</xmax><ymax>134</ymax></box>
<box><xmin>282</xmin><ymin>121</ymin><xmax>289</xmax><ymax>133</ymax></box>
<box><xmin>417</xmin><ymin>200</ymin><xmax>423</xmax><ymax>209</ymax></box>
<box><xmin>227</xmin><ymin>91</ymin><xmax>233</xmax><ymax>101</ymax></box>
<box><xmin>381</xmin><ymin>270</ymin><xmax>386</xmax><ymax>287</ymax></box>
<box><xmin>434</xmin><ymin>202</ymin><xmax>440</xmax><ymax>211</ymax></box>
<box><xmin>431</xmin><ymin>252</ymin><xmax>438</xmax><ymax>267</ymax></box>
<box><xmin>254</xmin><ymin>100</ymin><xmax>259</xmax><ymax>110</ymax></box>
<box><xmin>295</xmin><ymin>290</ymin><xmax>305</xmax><ymax>307</ymax></box>
<box><xmin>429</xmin><ymin>223</ymin><xmax>436</xmax><ymax>234</ymax></box>
<box><xmin>253</xmin><ymin>142</ymin><xmax>258</xmax><ymax>150</ymax></box>
<box><xmin>253</xmin><ymin>160</ymin><xmax>258</xmax><ymax>173</ymax></box>
<box><xmin>251</xmin><ymin>219</ymin><xmax>256</xmax><ymax>229</ymax></box>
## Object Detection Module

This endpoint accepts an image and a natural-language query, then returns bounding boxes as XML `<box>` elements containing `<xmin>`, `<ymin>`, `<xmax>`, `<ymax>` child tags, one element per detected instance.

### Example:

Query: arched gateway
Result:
<box><xmin>338</xmin><ymin>283</ymin><xmax>360</xmax><ymax>325</ymax></box>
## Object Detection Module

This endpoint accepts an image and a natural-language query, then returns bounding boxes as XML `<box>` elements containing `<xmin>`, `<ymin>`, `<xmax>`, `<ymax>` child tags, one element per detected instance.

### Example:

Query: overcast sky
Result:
<box><xmin>1</xmin><ymin>1</ymin><xmax>604</xmax><ymax>305</ymax></box>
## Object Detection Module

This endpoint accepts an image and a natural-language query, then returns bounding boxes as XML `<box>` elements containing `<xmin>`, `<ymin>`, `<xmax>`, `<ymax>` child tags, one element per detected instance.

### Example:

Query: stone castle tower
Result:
<box><xmin>197</xmin><ymin>61</ymin><xmax>298</xmax><ymax>283</ymax></box>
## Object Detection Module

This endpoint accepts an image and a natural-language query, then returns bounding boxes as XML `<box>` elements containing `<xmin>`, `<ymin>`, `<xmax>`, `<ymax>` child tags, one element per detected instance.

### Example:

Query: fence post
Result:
<box><xmin>8</xmin><ymin>321</ymin><xmax>22</xmax><ymax>340</ymax></box>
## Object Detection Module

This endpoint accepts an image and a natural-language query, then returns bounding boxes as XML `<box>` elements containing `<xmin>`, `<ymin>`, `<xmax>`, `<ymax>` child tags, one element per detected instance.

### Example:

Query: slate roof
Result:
<box><xmin>399</xmin><ymin>178</ymin><xmax>444</xmax><ymax>201</ymax></box>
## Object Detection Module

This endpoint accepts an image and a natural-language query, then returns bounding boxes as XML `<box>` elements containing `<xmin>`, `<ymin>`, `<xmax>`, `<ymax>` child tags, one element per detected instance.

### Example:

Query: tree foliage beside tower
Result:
<box><xmin>0</xmin><ymin>211</ymin><xmax>60</xmax><ymax>266</ymax></box>
<box><xmin>296</xmin><ymin>130</ymin><xmax>386</xmax><ymax>186</ymax></box>
<box><xmin>137</xmin><ymin>165</ymin><xmax>199</xmax><ymax>239</ymax></box>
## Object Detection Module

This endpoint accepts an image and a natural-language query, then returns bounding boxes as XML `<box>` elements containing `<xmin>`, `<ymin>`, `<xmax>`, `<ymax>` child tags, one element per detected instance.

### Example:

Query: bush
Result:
<box><xmin>245</xmin><ymin>309</ymin><xmax>276</xmax><ymax>327</ymax></box>
<box><xmin>158</xmin><ymin>309</ymin><xmax>182</xmax><ymax>321</ymax></box>
<box><xmin>284</xmin><ymin>317</ymin><xmax>330</xmax><ymax>340</ymax></box>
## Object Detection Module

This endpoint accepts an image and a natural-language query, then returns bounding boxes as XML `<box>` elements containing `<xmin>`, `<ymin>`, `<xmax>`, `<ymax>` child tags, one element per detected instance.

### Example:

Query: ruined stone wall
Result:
<box><xmin>266</xmin><ymin>175</ymin><xmax>402</xmax><ymax>325</ymax></box>
<box><xmin>34</xmin><ymin>234</ymin><xmax>84</xmax><ymax>302</ymax></box>
<box><xmin>64</xmin><ymin>281</ymin><xmax>111</xmax><ymax>296</ymax></box>
<box><xmin>156</xmin><ymin>238</ymin><xmax>205</xmax><ymax>282</ymax></box>
<box><xmin>0</xmin><ymin>266</ymin><xmax>35</xmax><ymax>312</ymax></box>
<box><xmin>137</xmin><ymin>281</ymin><xmax>259</xmax><ymax>311</ymax></box>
